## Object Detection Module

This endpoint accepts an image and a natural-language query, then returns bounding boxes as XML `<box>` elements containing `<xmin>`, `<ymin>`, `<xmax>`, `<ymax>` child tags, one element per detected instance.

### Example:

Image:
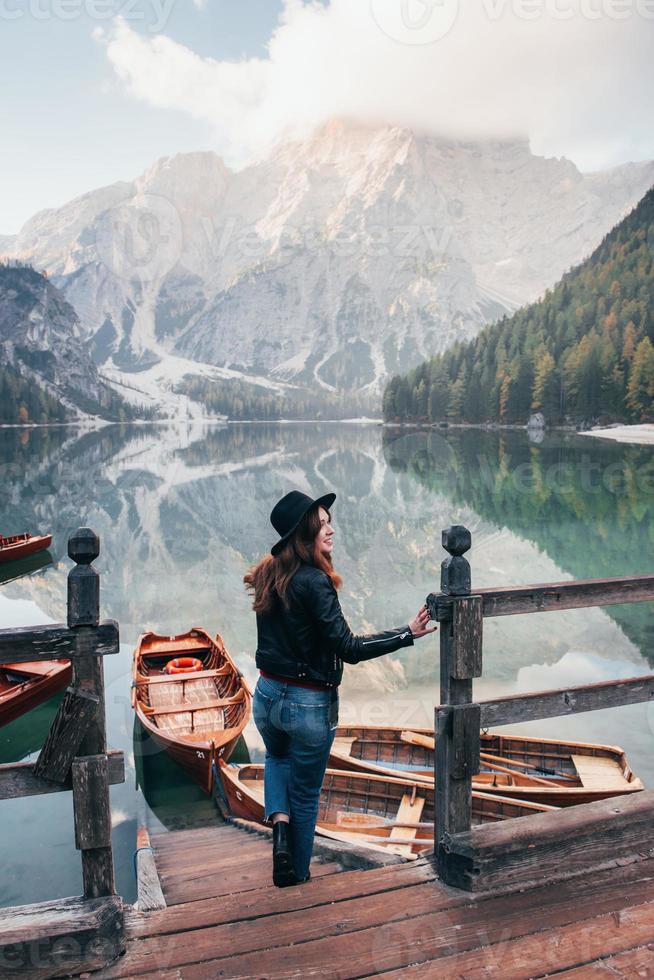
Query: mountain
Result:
<box><xmin>0</xmin><ymin>262</ymin><xmax>137</xmax><ymax>423</ymax></box>
<box><xmin>383</xmin><ymin>186</ymin><xmax>654</xmax><ymax>425</ymax></box>
<box><xmin>4</xmin><ymin>121</ymin><xmax>654</xmax><ymax>413</ymax></box>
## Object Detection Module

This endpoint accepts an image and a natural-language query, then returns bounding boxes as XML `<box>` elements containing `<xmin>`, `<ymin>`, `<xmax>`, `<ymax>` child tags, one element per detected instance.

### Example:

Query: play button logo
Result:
<box><xmin>370</xmin><ymin>0</ymin><xmax>459</xmax><ymax>45</ymax></box>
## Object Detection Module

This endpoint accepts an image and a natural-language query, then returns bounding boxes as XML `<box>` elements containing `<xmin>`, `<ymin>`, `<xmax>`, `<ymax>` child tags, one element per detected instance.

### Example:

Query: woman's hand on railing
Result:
<box><xmin>409</xmin><ymin>604</ymin><xmax>438</xmax><ymax>639</ymax></box>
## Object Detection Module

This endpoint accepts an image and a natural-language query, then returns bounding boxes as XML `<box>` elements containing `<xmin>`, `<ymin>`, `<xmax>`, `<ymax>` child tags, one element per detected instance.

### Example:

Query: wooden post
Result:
<box><xmin>435</xmin><ymin>525</ymin><xmax>482</xmax><ymax>882</ymax></box>
<box><xmin>33</xmin><ymin>687</ymin><xmax>99</xmax><ymax>783</ymax></box>
<box><xmin>68</xmin><ymin>528</ymin><xmax>116</xmax><ymax>899</ymax></box>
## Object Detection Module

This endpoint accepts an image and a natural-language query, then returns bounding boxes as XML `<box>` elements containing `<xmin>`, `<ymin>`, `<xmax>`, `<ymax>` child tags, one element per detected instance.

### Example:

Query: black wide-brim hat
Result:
<box><xmin>270</xmin><ymin>489</ymin><xmax>336</xmax><ymax>557</ymax></box>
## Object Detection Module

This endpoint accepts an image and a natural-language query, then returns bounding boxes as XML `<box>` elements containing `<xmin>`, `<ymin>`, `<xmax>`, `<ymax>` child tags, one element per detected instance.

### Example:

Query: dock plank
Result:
<box><xmin>552</xmin><ymin>942</ymin><xmax>654</xmax><ymax>977</ymax></box>
<box><xmin>101</xmin><ymin>854</ymin><xmax>654</xmax><ymax>978</ymax></box>
<box><xmin>124</xmin><ymin>861</ymin><xmax>437</xmax><ymax>939</ymax></box>
<box><xmin>158</xmin><ymin>897</ymin><xmax>654</xmax><ymax>980</ymax></box>
<box><xmin>100</xmin><ymin>815</ymin><xmax>654</xmax><ymax>980</ymax></box>
<box><xmin>162</xmin><ymin>858</ymin><xmax>342</xmax><ymax>906</ymax></box>
<box><xmin>100</xmin><ymin>880</ymin><xmax>444</xmax><ymax>977</ymax></box>
<box><xmin>379</xmin><ymin>901</ymin><xmax>654</xmax><ymax>979</ymax></box>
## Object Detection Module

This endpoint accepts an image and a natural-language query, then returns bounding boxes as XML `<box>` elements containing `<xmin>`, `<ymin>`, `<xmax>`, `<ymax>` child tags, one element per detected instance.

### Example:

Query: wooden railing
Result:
<box><xmin>0</xmin><ymin>528</ymin><xmax>125</xmax><ymax>976</ymax></box>
<box><xmin>427</xmin><ymin>526</ymin><xmax>654</xmax><ymax>892</ymax></box>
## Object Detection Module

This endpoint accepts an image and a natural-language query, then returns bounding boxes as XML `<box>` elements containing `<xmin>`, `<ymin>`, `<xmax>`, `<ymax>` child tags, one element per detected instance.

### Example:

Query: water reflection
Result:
<box><xmin>0</xmin><ymin>694</ymin><xmax>63</xmax><ymax>764</ymax></box>
<box><xmin>0</xmin><ymin>551</ymin><xmax>52</xmax><ymax>587</ymax></box>
<box><xmin>1</xmin><ymin>421</ymin><xmax>654</xmax><ymax>906</ymax></box>
<box><xmin>133</xmin><ymin>721</ymin><xmax>251</xmax><ymax>831</ymax></box>
<box><xmin>382</xmin><ymin>427</ymin><xmax>654</xmax><ymax>664</ymax></box>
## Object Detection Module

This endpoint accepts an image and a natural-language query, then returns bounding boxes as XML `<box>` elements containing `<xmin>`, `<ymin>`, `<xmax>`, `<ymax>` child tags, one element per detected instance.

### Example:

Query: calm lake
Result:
<box><xmin>2</xmin><ymin>421</ymin><xmax>654</xmax><ymax>907</ymax></box>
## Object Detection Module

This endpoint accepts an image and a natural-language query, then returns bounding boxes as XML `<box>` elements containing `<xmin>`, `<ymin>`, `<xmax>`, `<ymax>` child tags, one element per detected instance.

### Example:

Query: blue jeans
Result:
<box><xmin>253</xmin><ymin>674</ymin><xmax>338</xmax><ymax>880</ymax></box>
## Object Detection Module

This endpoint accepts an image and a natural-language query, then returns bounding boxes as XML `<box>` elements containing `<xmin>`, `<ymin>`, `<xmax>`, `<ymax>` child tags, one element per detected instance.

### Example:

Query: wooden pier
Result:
<box><xmin>3</xmin><ymin>523</ymin><xmax>654</xmax><ymax>978</ymax></box>
<box><xmin>97</xmin><ymin>818</ymin><xmax>654</xmax><ymax>978</ymax></box>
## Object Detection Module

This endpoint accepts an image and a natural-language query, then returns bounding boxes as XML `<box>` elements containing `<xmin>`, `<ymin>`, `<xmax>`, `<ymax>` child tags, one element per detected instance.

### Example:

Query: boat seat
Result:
<box><xmin>388</xmin><ymin>792</ymin><xmax>425</xmax><ymax>857</ymax></box>
<box><xmin>144</xmin><ymin>691</ymin><xmax>246</xmax><ymax>716</ymax></box>
<box><xmin>134</xmin><ymin>667</ymin><xmax>232</xmax><ymax>685</ymax></box>
<box><xmin>141</xmin><ymin>638</ymin><xmax>210</xmax><ymax>655</ymax></box>
<box><xmin>240</xmin><ymin>779</ymin><xmax>265</xmax><ymax>802</ymax></box>
<box><xmin>331</xmin><ymin>736</ymin><xmax>356</xmax><ymax>754</ymax></box>
<box><xmin>571</xmin><ymin>754</ymin><xmax>629</xmax><ymax>790</ymax></box>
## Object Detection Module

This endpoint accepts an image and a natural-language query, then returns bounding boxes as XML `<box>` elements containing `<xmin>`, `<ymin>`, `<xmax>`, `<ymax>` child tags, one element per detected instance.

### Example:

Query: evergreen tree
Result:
<box><xmin>626</xmin><ymin>337</ymin><xmax>654</xmax><ymax>418</ymax></box>
<box><xmin>531</xmin><ymin>345</ymin><xmax>557</xmax><ymax>415</ymax></box>
<box><xmin>447</xmin><ymin>366</ymin><xmax>467</xmax><ymax>419</ymax></box>
<box><xmin>382</xmin><ymin>187</ymin><xmax>654</xmax><ymax>425</ymax></box>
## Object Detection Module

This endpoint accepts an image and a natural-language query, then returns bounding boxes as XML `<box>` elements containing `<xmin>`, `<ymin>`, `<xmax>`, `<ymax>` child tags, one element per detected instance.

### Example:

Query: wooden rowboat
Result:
<box><xmin>217</xmin><ymin>761</ymin><xmax>557</xmax><ymax>860</ymax></box>
<box><xmin>131</xmin><ymin>628</ymin><xmax>251</xmax><ymax>794</ymax></box>
<box><xmin>0</xmin><ymin>660</ymin><xmax>71</xmax><ymax>728</ymax></box>
<box><xmin>328</xmin><ymin>726</ymin><xmax>644</xmax><ymax>808</ymax></box>
<box><xmin>0</xmin><ymin>533</ymin><xmax>52</xmax><ymax>563</ymax></box>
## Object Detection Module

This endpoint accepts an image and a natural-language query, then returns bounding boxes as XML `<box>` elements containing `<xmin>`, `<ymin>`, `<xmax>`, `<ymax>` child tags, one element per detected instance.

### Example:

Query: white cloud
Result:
<box><xmin>95</xmin><ymin>0</ymin><xmax>654</xmax><ymax>171</ymax></box>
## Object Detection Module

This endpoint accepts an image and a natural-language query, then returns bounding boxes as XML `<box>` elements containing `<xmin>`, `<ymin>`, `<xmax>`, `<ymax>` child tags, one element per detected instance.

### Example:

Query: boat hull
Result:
<box><xmin>217</xmin><ymin>762</ymin><xmax>556</xmax><ymax>859</ymax></box>
<box><xmin>0</xmin><ymin>534</ymin><xmax>52</xmax><ymax>564</ymax></box>
<box><xmin>329</xmin><ymin>725</ymin><xmax>644</xmax><ymax>807</ymax></box>
<box><xmin>0</xmin><ymin>661</ymin><xmax>71</xmax><ymax>728</ymax></box>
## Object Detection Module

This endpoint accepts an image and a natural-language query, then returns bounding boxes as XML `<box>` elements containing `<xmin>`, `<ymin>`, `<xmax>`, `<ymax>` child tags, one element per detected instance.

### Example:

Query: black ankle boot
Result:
<box><xmin>272</xmin><ymin>822</ymin><xmax>296</xmax><ymax>887</ymax></box>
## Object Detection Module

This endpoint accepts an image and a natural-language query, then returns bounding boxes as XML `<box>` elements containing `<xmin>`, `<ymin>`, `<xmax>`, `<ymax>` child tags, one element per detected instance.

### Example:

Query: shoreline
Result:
<box><xmin>4</xmin><ymin>418</ymin><xmax>653</xmax><ymax>445</ymax></box>
<box><xmin>0</xmin><ymin>417</ymin><xmax>383</xmax><ymax>430</ymax></box>
<box><xmin>578</xmin><ymin>424</ymin><xmax>654</xmax><ymax>446</ymax></box>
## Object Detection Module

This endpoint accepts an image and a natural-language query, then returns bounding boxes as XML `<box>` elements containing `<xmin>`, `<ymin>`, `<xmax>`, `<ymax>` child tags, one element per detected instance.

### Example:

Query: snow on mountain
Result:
<box><xmin>5</xmin><ymin>120</ymin><xmax>654</xmax><ymax>407</ymax></box>
<box><xmin>102</xmin><ymin>352</ymin><xmax>295</xmax><ymax>420</ymax></box>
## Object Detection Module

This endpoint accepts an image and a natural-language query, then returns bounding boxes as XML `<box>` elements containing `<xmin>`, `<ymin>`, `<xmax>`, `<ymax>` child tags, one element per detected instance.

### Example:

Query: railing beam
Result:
<box><xmin>0</xmin><ymin>622</ymin><xmax>119</xmax><ymax>665</ymax></box>
<box><xmin>0</xmin><ymin>750</ymin><xmax>125</xmax><ymax>801</ymax></box>
<box><xmin>474</xmin><ymin>673</ymin><xmax>654</xmax><ymax>728</ymax></box>
<box><xmin>427</xmin><ymin>573</ymin><xmax>654</xmax><ymax>621</ymax></box>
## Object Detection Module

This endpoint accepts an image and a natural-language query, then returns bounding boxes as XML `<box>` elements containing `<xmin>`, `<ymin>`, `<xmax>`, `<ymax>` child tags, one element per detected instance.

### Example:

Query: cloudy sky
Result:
<box><xmin>2</xmin><ymin>0</ymin><xmax>654</xmax><ymax>234</ymax></box>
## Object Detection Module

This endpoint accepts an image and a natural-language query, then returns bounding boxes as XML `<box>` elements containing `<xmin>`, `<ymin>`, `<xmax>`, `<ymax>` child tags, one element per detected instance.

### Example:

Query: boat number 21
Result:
<box><xmin>196</xmin><ymin>751</ymin><xmax>205</xmax><ymax>759</ymax></box>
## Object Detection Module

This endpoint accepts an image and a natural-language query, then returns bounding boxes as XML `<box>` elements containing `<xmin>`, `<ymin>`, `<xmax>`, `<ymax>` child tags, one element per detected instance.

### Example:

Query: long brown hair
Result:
<box><xmin>244</xmin><ymin>505</ymin><xmax>342</xmax><ymax>614</ymax></box>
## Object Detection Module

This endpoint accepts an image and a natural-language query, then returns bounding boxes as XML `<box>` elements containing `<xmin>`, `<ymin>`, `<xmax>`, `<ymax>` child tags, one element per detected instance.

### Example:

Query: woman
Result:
<box><xmin>243</xmin><ymin>489</ymin><xmax>436</xmax><ymax>887</ymax></box>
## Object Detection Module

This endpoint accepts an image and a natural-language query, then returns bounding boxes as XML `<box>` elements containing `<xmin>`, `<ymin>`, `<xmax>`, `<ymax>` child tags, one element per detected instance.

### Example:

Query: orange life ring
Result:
<box><xmin>164</xmin><ymin>657</ymin><xmax>203</xmax><ymax>675</ymax></box>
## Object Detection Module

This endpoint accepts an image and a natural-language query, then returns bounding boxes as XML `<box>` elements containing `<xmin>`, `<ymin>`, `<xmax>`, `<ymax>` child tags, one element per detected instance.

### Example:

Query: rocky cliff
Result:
<box><xmin>0</xmin><ymin>263</ymin><xmax>132</xmax><ymax>422</ymax></box>
<box><xmin>4</xmin><ymin>121</ymin><xmax>654</xmax><ymax>409</ymax></box>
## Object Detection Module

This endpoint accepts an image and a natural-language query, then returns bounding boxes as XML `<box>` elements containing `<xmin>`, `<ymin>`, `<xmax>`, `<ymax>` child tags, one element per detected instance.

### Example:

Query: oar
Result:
<box><xmin>327</xmin><ymin>831</ymin><xmax>431</xmax><ymax>847</ymax></box>
<box><xmin>334</xmin><ymin>820</ymin><xmax>434</xmax><ymax>831</ymax></box>
<box><xmin>480</xmin><ymin>751</ymin><xmax>578</xmax><ymax>782</ymax></box>
<box><xmin>475</xmin><ymin>758</ymin><xmax>554</xmax><ymax>787</ymax></box>
<box><xmin>401</xmin><ymin>730</ymin><xmax>434</xmax><ymax>750</ymax></box>
<box><xmin>401</xmin><ymin>730</ymin><xmax>577</xmax><ymax>783</ymax></box>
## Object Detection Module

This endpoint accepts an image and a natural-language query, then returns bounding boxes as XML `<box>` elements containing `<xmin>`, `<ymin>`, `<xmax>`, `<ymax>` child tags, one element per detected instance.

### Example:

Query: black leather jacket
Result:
<box><xmin>255</xmin><ymin>563</ymin><xmax>414</xmax><ymax>688</ymax></box>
